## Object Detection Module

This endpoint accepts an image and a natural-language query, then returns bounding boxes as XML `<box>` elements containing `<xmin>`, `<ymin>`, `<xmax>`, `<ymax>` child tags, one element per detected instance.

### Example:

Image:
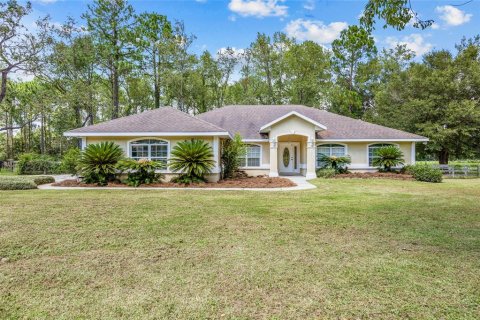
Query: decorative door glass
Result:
<box><xmin>282</xmin><ymin>147</ymin><xmax>290</xmax><ymax>168</ymax></box>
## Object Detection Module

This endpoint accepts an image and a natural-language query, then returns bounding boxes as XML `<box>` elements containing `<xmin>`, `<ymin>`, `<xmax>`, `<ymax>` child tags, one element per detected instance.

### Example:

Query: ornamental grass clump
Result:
<box><xmin>117</xmin><ymin>158</ymin><xmax>165</xmax><ymax>187</ymax></box>
<box><xmin>77</xmin><ymin>142</ymin><xmax>123</xmax><ymax>185</ymax></box>
<box><xmin>169</xmin><ymin>139</ymin><xmax>215</xmax><ymax>184</ymax></box>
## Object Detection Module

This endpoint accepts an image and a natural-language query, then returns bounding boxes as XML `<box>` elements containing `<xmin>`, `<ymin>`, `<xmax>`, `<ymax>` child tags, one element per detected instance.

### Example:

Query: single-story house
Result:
<box><xmin>64</xmin><ymin>105</ymin><xmax>428</xmax><ymax>181</ymax></box>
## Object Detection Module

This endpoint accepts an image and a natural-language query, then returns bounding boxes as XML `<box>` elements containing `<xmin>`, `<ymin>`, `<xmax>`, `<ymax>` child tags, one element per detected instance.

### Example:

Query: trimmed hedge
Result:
<box><xmin>316</xmin><ymin>168</ymin><xmax>336</xmax><ymax>179</ymax></box>
<box><xmin>16</xmin><ymin>153</ymin><xmax>62</xmax><ymax>175</ymax></box>
<box><xmin>410</xmin><ymin>164</ymin><xmax>443</xmax><ymax>183</ymax></box>
<box><xmin>0</xmin><ymin>175</ymin><xmax>55</xmax><ymax>190</ymax></box>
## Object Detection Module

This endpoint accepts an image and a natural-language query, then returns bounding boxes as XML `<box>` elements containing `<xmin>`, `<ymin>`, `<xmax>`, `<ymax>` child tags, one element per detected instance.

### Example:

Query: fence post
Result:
<box><xmin>477</xmin><ymin>165</ymin><xmax>480</xmax><ymax>178</ymax></box>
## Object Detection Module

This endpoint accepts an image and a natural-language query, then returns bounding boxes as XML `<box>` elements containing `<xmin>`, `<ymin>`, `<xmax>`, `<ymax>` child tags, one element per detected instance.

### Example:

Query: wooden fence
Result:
<box><xmin>435</xmin><ymin>164</ymin><xmax>480</xmax><ymax>178</ymax></box>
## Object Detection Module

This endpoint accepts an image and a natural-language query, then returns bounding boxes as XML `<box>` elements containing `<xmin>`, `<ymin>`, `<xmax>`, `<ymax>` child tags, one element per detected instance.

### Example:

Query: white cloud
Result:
<box><xmin>303</xmin><ymin>0</ymin><xmax>315</xmax><ymax>11</ymax></box>
<box><xmin>436</xmin><ymin>5</ymin><xmax>472</xmax><ymax>26</ymax></box>
<box><xmin>385</xmin><ymin>34</ymin><xmax>433</xmax><ymax>57</ymax></box>
<box><xmin>228</xmin><ymin>0</ymin><xmax>288</xmax><ymax>18</ymax></box>
<box><xmin>430</xmin><ymin>22</ymin><xmax>440</xmax><ymax>30</ymax></box>
<box><xmin>228</xmin><ymin>14</ymin><xmax>237</xmax><ymax>22</ymax></box>
<box><xmin>216</xmin><ymin>47</ymin><xmax>245</xmax><ymax>59</ymax></box>
<box><xmin>285</xmin><ymin>19</ymin><xmax>347</xmax><ymax>45</ymax></box>
<box><xmin>195</xmin><ymin>0</ymin><xmax>207</xmax><ymax>3</ymax></box>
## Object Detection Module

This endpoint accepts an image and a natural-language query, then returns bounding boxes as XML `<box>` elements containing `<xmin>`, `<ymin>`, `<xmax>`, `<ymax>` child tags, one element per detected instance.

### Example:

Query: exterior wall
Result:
<box><xmin>269</xmin><ymin>117</ymin><xmax>316</xmax><ymax>139</ymax></box>
<box><xmin>316</xmin><ymin>141</ymin><xmax>415</xmax><ymax>171</ymax></box>
<box><xmin>85</xmin><ymin>135</ymin><xmax>220</xmax><ymax>182</ymax></box>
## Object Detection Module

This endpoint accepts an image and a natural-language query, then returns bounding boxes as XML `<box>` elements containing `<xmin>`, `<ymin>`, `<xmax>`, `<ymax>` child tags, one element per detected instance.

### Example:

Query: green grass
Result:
<box><xmin>1</xmin><ymin>179</ymin><xmax>479</xmax><ymax>319</ymax></box>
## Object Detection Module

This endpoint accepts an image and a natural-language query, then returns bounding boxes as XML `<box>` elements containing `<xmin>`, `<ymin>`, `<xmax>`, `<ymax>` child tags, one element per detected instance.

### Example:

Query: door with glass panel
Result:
<box><xmin>278</xmin><ymin>142</ymin><xmax>300</xmax><ymax>174</ymax></box>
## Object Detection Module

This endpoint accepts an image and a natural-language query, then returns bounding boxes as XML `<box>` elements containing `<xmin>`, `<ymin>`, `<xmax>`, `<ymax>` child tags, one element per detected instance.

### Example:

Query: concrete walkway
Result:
<box><xmin>38</xmin><ymin>175</ymin><xmax>317</xmax><ymax>192</ymax></box>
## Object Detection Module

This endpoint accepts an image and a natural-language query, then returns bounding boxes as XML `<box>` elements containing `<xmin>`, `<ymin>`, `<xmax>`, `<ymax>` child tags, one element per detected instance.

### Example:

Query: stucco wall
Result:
<box><xmin>85</xmin><ymin>136</ymin><xmax>221</xmax><ymax>181</ymax></box>
<box><xmin>316</xmin><ymin>141</ymin><xmax>414</xmax><ymax>170</ymax></box>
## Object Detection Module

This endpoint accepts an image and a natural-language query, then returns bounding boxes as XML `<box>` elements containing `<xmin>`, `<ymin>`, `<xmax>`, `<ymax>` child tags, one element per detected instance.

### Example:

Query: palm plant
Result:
<box><xmin>372</xmin><ymin>145</ymin><xmax>404</xmax><ymax>172</ymax></box>
<box><xmin>319</xmin><ymin>154</ymin><xmax>351</xmax><ymax>173</ymax></box>
<box><xmin>169</xmin><ymin>139</ymin><xmax>215</xmax><ymax>183</ymax></box>
<box><xmin>77</xmin><ymin>142</ymin><xmax>123</xmax><ymax>185</ymax></box>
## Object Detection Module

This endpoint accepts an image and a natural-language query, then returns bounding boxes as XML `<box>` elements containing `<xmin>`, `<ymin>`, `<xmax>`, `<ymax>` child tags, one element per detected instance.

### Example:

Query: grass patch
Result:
<box><xmin>0</xmin><ymin>179</ymin><xmax>479</xmax><ymax>318</ymax></box>
<box><xmin>0</xmin><ymin>175</ymin><xmax>55</xmax><ymax>190</ymax></box>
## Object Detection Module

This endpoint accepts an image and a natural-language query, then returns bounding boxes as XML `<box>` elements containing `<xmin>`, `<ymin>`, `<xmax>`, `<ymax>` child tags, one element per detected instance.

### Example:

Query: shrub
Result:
<box><xmin>316</xmin><ymin>168</ymin><xmax>336</xmax><ymax>178</ymax></box>
<box><xmin>117</xmin><ymin>159</ymin><xmax>165</xmax><ymax>187</ymax></box>
<box><xmin>411</xmin><ymin>164</ymin><xmax>443</xmax><ymax>183</ymax></box>
<box><xmin>169</xmin><ymin>139</ymin><xmax>215</xmax><ymax>183</ymax></box>
<box><xmin>32</xmin><ymin>176</ymin><xmax>55</xmax><ymax>185</ymax></box>
<box><xmin>221</xmin><ymin>133</ymin><xmax>245</xmax><ymax>179</ymax></box>
<box><xmin>0</xmin><ymin>175</ymin><xmax>55</xmax><ymax>190</ymax></box>
<box><xmin>77</xmin><ymin>142</ymin><xmax>124</xmax><ymax>185</ymax></box>
<box><xmin>400</xmin><ymin>164</ymin><xmax>414</xmax><ymax>174</ymax></box>
<box><xmin>60</xmin><ymin>147</ymin><xmax>81</xmax><ymax>175</ymax></box>
<box><xmin>372</xmin><ymin>146</ymin><xmax>404</xmax><ymax>172</ymax></box>
<box><xmin>319</xmin><ymin>154</ymin><xmax>351</xmax><ymax>173</ymax></box>
<box><xmin>16</xmin><ymin>153</ymin><xmax>61</xmax><ymax>175</ymax></box>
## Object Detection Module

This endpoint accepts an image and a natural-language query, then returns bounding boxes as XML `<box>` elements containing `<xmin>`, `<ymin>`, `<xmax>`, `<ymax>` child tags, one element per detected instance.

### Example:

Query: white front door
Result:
<box><xmin>279</xmin><ymin>142</ymin><xmax>301</xmax><ymax>174</ymax></box>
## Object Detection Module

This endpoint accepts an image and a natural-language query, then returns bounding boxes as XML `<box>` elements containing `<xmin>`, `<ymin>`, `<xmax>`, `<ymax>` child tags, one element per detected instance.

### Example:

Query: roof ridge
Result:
<box><xmin>169</xmin><ymin>108</ymin><xmax>229</xmax><ymax>132</ymax></box>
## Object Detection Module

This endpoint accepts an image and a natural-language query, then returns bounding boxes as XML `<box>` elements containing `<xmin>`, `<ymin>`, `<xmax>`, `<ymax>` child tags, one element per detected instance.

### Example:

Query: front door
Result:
<box><xmin>279</xmin><ymin>142</ymin><xmax>300</xmax><ymax>174</ymax></box>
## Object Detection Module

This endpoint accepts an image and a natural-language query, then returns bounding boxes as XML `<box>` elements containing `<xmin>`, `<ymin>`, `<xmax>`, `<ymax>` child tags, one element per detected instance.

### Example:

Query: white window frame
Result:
<box><xmin>367</xmin><ymin>143</ymin><xmax>399</xmax><ymax>167</ymax></box>
<box><xmin>239</xmin><ymin>144</ymin><xmax>262</xmax><ymax>168</ymax></box>
<box><xmin>127</xmin><ymin>138</ymin><xmax>170</xmax><ymax>167</ymax></box>
<box><xmin>316</xmin><ymin>143</ymin><xmax>347</xmax><ymax>168</ymax></box>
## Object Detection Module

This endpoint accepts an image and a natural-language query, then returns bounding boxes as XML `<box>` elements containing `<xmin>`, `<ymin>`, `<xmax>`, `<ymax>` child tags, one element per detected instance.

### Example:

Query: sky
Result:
<box><xmin>26</xmin><ymin>0</ymin><xmax>480</xmax><ymax>57</ymax></box>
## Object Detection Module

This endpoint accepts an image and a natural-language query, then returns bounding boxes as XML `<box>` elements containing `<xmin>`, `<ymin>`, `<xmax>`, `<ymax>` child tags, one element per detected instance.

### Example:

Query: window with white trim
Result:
<box><xmin>239</xmin><ymin>144</ymin><xmax>261</xmax><ymax>167</ymax></box>
<box><xmin>130</xmin><ymin>139</ymin><xmax>168</xmax><ymax>164</ymax></box>
<box><xmin>368</xmin><ymin>143</ymin><xmax>393</xmax><ymax>167</ymax></box>
<box><xmin>316</xmin><ymin>144</ymin><xmax>346</xmax><ymax>167</ymax></box>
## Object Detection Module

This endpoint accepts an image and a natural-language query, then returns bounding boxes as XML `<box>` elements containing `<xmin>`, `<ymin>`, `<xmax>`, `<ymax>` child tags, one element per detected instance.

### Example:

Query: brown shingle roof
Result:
<box><xmin>196</xmin><ymin>105</ymin><xmax>428</xmax><ymax>140</ymax></box>
<box><xmin>65</xmin><ymin>107</ymin><xmax>228</xmax><ymax>135</ymax></box>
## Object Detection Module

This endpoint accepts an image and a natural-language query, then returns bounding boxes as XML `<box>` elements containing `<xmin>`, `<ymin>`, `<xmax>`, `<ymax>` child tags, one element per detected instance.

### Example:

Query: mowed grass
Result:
<box><xmin>0</xmin><ymin>179</ymin><xmax>479</xmax><ymax>319</ymax></box>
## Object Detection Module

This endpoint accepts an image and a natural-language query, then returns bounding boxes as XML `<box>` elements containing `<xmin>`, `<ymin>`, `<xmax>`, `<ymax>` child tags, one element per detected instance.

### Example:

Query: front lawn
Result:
<box><xmin>1</xmin><ymin>179</ymin><xmax>479</xmax><ymax>319</ymax></box>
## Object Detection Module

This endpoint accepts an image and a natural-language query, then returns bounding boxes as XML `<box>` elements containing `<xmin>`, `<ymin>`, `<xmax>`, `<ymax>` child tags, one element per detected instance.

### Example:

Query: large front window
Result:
<box><xmin>130</xmin><ymin>139</ymin><xmax>168</xmax><ymax>164</ymax></box>
<box><xmin>239</xmin><ymin>144</ymin><xmax>261</xmax><ymax>167</ymax></box>
<box><xmin>368</xmin><ymin>143</ymin><xmax>393</xmax><ymax>167</ymax></box>
<box><xmin>316</xmin><ymin>144</ymin><xmax>346</xmax><ymax>167</ymax></box>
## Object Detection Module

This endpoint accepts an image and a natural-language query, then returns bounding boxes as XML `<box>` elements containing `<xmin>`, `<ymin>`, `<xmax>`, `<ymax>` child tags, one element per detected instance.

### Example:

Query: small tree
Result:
<box><xmin>373</xmin><ymin>145</ymin><xmax>404</xmax><ymax>172</ymax></box>
<box><xmin>221</xmin><ymin>133</ymin><xmax>245</xmax><ymax>179</ymax></box>
<box><xmin>169</xmin><ymin>139</ymin><xmax>215</xmax><ymax>183</ymax></box>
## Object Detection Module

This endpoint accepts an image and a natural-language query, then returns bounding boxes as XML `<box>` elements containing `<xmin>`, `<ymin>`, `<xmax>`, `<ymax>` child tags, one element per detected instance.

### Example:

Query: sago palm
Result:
<box><xmin>77</xmin><ymin>142</ymin><xmax>124</xmax><ymax>185</ymax></box>
<box><xmin>169</xmin><ymin>139</ymin><xmax>215</xmax><ymax>182</ymax></box>
<box><xmin>319</xmin><ymin>154</ymin><xmax>351</xmax><ymax>172</ymax></box>
<box><xmin>372</xmin><ymin>146</ymin><xmax>404</xmax><ymax>172</ymax></box>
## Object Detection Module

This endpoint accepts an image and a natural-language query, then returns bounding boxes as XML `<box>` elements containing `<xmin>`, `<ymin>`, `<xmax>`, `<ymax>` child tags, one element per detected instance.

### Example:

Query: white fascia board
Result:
<box><xmin>243</xmin><ymin>139</ymin><xmax>269</xmax><ymax>142</ymax></box>
<box><xmin>259</xmin><ymin>111</ymin><xmax>327</xmax><ymax>133</ymax></box>
<box><xmin>317</xmin><ymin>138</ymin><xmax>429</xmax><ymax>142</ymax></box>
<box><xmin>64</xmin><ymin>131</ymin><xmax>231</xmax><ymax>138</ymax></box>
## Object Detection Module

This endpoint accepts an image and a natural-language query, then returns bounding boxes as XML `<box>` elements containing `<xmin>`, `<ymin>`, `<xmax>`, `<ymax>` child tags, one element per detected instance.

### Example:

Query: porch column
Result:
<box><xmin>269</xmin><ymin>137</ymin><xmax>279</xmax><ymax>177</ymax></box>
<box><xmin>212</xmin><ymin>136</ymin><xmax>220</xmax><ymax>174</ymax></box>
<box><xmin>306</xmin><ymin>137</ymin><xmax>316</xmax><ymax>180</ymax></box>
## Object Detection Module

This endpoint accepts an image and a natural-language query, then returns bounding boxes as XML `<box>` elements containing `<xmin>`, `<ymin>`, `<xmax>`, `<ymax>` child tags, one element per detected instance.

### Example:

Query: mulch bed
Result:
<box><xmin>334</xmin><ymin>172</ymin><xmax>414</xmax><ymax>180</ymax></box>
<box><xmin>52</xmin><ymin>176</ymin><xmax>297</xmax><ymax>188</ymax></box>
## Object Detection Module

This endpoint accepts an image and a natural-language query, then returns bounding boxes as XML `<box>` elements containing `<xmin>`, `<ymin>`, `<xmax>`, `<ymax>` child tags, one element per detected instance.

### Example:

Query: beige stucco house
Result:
<box><xmin>64</xmin><ymin>105</ymin><xmax>428</xmax><ymax>181</ymax></box>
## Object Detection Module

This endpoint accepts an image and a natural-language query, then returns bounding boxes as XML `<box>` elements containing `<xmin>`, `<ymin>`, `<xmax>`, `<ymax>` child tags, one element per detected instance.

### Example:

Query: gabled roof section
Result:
<box><xmin>196</xmin><ymin>105</ymin><xmax>428</xmax><ymax>141</ymax></box>
<box><xmin>259</xmin><ymin>111</ymin><xmax>327</xmax><ymax>133</ymax></box>
<box><xmin>64</xmin><ymin>107</ymin><xmax>230</xmax><ymax>137</ymax></box>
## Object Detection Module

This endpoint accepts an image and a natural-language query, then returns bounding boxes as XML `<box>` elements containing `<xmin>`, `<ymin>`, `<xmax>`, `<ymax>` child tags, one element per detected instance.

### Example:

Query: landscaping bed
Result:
<box><xmin>334</xmin><ymin>172</ymin><xmax>414</xmax><ymax>180</ymax></box>
<box><xmin>53</xmin><ymin>176</ymin><xmax>296</xmax><ymax>188</ymax></box>
<box><xmin>0</xmin><ymin>175</ymin><xmax>56</xmax><ymax>190</ymax></box>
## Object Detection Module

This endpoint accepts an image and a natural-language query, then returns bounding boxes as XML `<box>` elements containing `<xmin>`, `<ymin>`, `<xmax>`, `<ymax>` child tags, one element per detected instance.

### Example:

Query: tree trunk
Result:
<box><xmin>153</xmin><ymin>48</ymin><xmax>160</xmax><ymax>109</ymax></box>
<box><xmin>439</xmin><ymin>148</ymin><xmax>449</xmax><ymax>164</ymax></box>
<box><xmin>112</xmin><ymin>65</ymin><xmax>119</xmax><ymax>119</ymax></box>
